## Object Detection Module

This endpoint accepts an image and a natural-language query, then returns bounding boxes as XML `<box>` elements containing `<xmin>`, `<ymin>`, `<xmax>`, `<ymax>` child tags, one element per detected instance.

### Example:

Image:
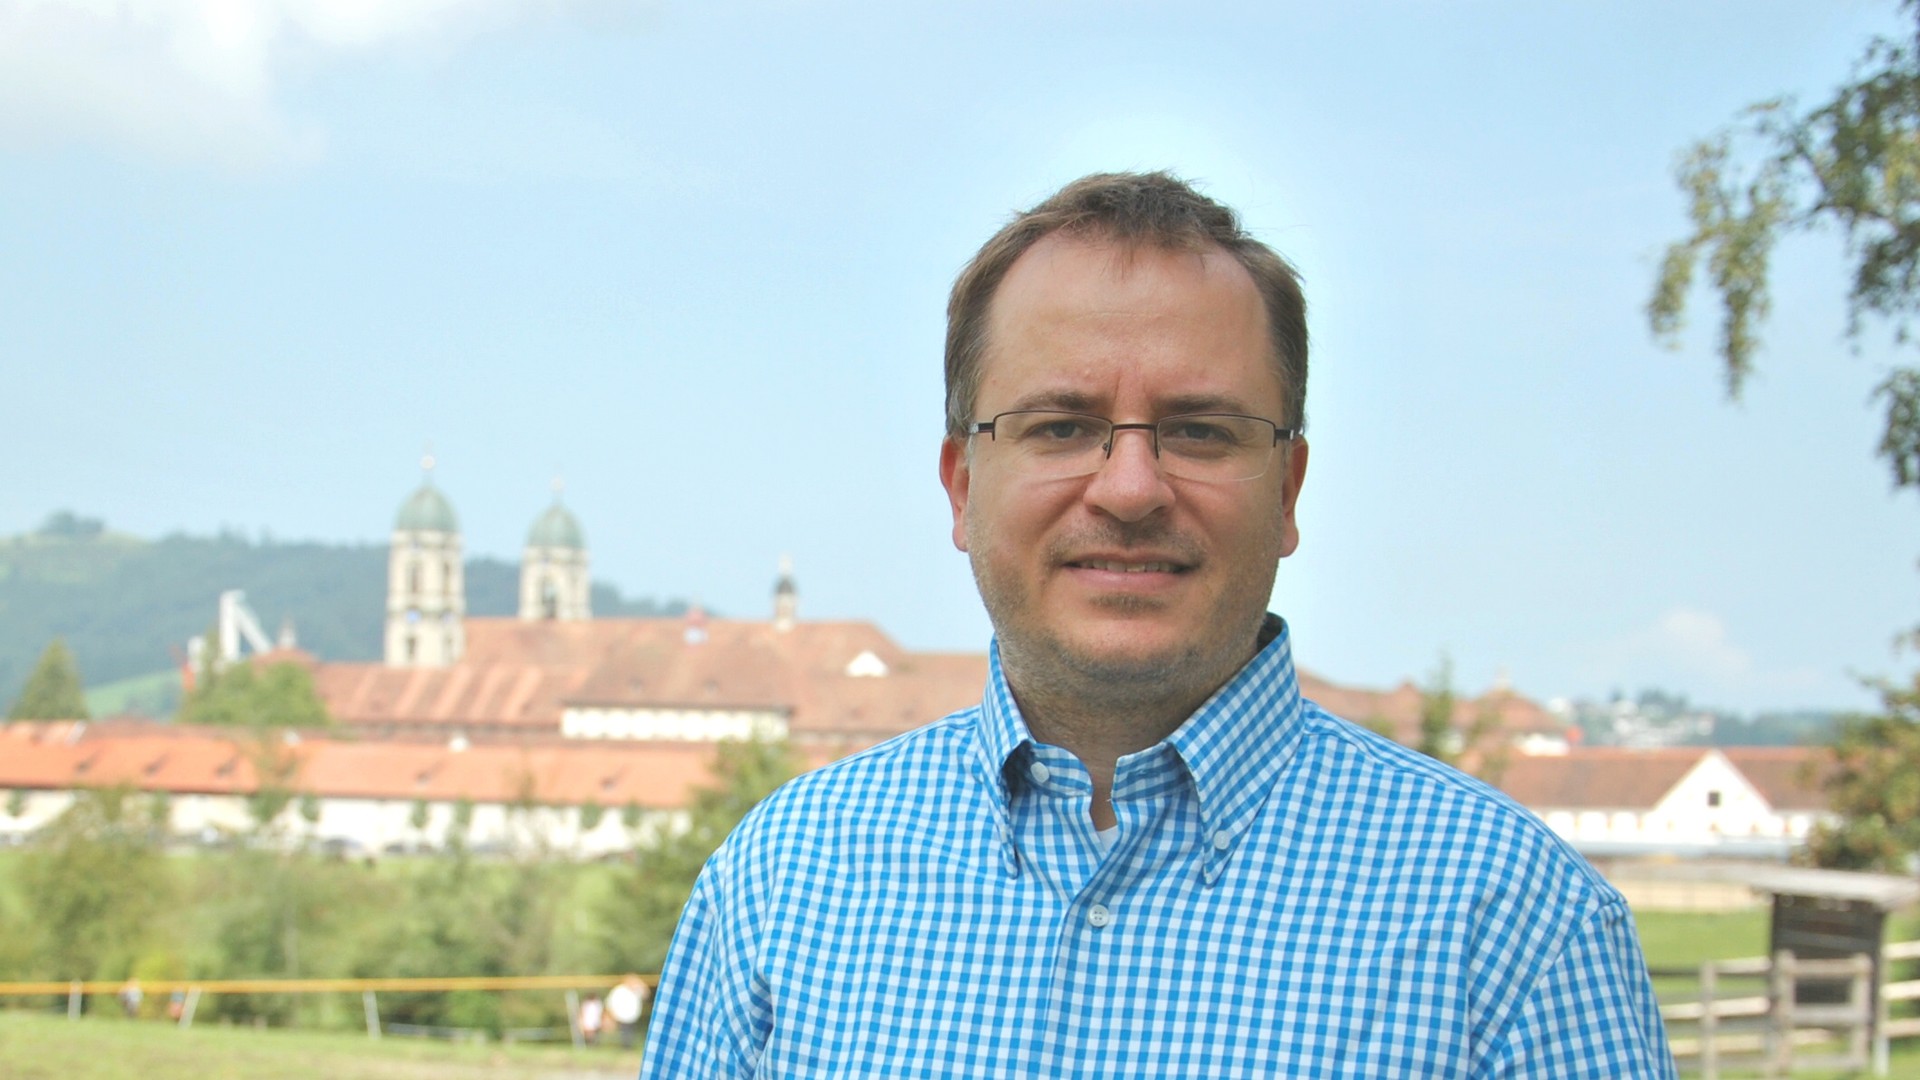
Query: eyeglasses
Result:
<box><xmin>966</xmin><ymin>410</ymin><xmax>1301</xmax><ymax>483</ymax></box>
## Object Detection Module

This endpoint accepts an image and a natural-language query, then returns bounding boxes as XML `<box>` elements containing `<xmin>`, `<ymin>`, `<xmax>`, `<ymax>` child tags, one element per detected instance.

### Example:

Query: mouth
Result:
<box><xmin>1065</xmin><ymin>559</ymin><xmax>1190</xmax><ymax>574</ymax></box>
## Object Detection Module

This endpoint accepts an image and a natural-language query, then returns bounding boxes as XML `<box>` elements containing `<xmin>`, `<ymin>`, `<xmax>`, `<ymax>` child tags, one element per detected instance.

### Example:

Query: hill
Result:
<box><xmin>0</xmin><ymin>511</ymin><xmax>688</xmax><ymax>712</ymax></box>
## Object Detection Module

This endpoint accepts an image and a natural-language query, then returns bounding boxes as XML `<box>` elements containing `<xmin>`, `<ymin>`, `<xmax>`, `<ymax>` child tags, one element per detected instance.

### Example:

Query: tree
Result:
<box><xmin>1800</xmin><ymin>676</ymin><xmax>1920</xmax><ymax>872</ymax></box>
<box><xmin>1415</xmin><ymin>655</ymin><xmax>1458</xmax><ymax>764</ymax></box>
<box><xmin>590</xmin><ymin>736</ymin><xmax>798</xmax><ymax>973</ymax></box>
<box><xmin>1653</xmin><ymin>4</ymin><xmax>1920</xmax><ymax>871</ymax></box>
<box><xmin>176</xmin><ymin>659</ymin><xmax>331</xmax><ymax>729</ymax></box>
<box><xmin>8</xmin><ymin>638</ymin><xmax>89</xmax><ymax>720</ymax></box>
<box><xmin>17</xmin><ymin>786</ymin><xmax>175</xmax><ymax>980</ymax></box>
<box><xmin>1650</xmin><ymin>2</ymin><xmax>1920</xmax><ymax>492</ymax></box>
<box><xmin>1412</xmin><ymin>653</ymin><xmax>1511</xmax><ymax>782</ymax></box>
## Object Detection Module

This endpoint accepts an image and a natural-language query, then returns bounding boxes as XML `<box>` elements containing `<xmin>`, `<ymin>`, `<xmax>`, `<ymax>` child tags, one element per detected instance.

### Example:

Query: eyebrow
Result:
<box><xmin>998</xmin><ymin>389</ymin><xmax>1259</xmax><ymax>417</ymax></box>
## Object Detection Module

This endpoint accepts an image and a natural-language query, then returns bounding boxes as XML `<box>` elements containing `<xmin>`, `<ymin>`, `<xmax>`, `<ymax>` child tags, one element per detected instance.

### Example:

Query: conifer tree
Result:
<box><xmin>8</xmin><ymin>638</ymin><xmax>89</xmax><ymax>720</ymax></box>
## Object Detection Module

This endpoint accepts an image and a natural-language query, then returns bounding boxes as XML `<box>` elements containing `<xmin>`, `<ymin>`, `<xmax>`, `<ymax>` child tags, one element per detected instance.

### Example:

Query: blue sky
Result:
<box><xmin>0</xmin><ymin>0</ymin><xmax>1912</xmax><ymax>713</ymax></box>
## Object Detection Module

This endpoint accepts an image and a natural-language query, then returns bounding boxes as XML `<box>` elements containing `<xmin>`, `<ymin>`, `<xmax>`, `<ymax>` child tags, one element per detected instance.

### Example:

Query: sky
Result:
<box><xmin>0</xmin><ymin>0</ymin><xmax>1914</xmax><ymax>714</ymax></box>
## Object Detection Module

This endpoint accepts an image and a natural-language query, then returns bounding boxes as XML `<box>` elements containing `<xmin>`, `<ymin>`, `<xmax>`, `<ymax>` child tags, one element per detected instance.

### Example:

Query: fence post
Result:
<box><xmin>565</xmin><ymin>988</ymin><xmax>583</xmax><ymax>1049</ymax></box>
<box><xmin>1767</xmin><ymin>950</ymin><xmax>1794</xmax><ymax>1080</ymax></box>
<box><xmin>1699</xmin><ymin>960</ymin><xmax>1718</xmax><ymax>1080</ymax></box>
<box><xmin>67</xmin><ymin>982</ymin><xmax>80</xmax><ymax>1021</ymax></box>
<box><xmin>179</xmin><ymin>987</ymin><xmax>199</xmax><ymax>1029</ymax></box>
<box><xmin>1850</xmin><ymin>954</ymin><xmax>1871</xmax><ymax>1071</ymax></box>
<box><xmin>1874</xmin><ymin>949</ymin><xmax>1890</xmax><ymax>1078</ymax></box>
<box><xmin>362</xmin><ymin>990</ymin><xmax>380</xmax><ymax>1039</ymax></box>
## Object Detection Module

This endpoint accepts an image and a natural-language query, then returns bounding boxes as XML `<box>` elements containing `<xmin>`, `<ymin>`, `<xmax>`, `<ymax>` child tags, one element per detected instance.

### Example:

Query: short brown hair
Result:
<box><xmin>944</xmin><ymin>171</ymin><xmax>1307</xmax><ymax>438</ymax></box>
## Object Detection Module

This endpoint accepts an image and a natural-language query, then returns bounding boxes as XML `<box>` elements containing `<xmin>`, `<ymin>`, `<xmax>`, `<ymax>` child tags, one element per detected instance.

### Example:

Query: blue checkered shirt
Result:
<box><xmin>640</xmin><ymin>619</ymin><xmax>1677</xmax><ymax>1078</ymax></box>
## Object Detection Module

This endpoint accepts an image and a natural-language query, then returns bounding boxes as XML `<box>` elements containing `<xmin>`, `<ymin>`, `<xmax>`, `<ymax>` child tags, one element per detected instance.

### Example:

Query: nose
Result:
<box><xmin>1084</xmin><ymin>425</ymin><xmax>1174</xmax><ymax>521</ymax></box>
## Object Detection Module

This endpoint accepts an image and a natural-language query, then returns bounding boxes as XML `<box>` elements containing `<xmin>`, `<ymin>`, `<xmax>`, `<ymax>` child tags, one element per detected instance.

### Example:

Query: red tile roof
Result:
<box><xmin>1496</xmin><ymin>748</ymin><xmax>1708</xmax><ymax>810</ymax></box>
<box><xmin>1720</xmin><ymin>746</ymin><xmax>1832</xmax><ymax>811</ymax></box>
<box><xmin>0</xmin><ymin>721</ymin><xmax>712</xmax><ymax>809</ymax></box>
<box><xmin>1494</xmin><ymin>746</ymin><xmax>1831</xmax><ymax>813</ymax></box>
<box><xmin>1296</xmin><ymin>674</ymin><xmax>1563</xmax><ymax>746</ymax></box>
<box><xmin>309</xmin><ymin>617</ymin><xmax>988</xmax><ymax>748</ymax></box>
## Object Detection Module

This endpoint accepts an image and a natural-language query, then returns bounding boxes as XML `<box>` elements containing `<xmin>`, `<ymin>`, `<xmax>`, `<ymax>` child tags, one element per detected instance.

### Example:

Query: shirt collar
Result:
<box><xmin>1162</xmin><ymin>614</ymin><xmax>1305</xmax><ymax>860</ymax></box>
<box><xmin>973</xmin><ymin>614</ymin><xmax>1306</xmax><ymax>840</ymax></box>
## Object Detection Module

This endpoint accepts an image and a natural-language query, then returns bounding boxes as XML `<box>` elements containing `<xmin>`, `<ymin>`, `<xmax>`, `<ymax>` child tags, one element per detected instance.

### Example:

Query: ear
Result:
<box><xmin>1277</xmin><ymin>439</ymin><xmax>1308</xmax><ymax>559</ymax></box>
<box><xmin>939</xmin><ymin>437</ymin><xmax>972</xmax><ymax>552</ymax></box>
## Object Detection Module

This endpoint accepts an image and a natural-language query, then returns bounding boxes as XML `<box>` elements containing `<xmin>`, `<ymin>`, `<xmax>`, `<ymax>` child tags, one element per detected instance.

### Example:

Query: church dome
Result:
<box><xmin>396</xmin><ymin>484</ymin><xmax>459</xmax><ymax>533</ymax></box>
<box><xmin>527</xmin><ymin>503</ymin><xmax>585</xmax><ymax>550</ymax></box>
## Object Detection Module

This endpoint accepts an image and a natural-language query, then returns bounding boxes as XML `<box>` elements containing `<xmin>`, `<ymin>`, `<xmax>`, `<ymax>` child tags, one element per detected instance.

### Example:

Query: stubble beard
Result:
<box><xmin>968</xmin><ymin>517</ymin><xmax>1278</xmax><ymax>729</ymax></box>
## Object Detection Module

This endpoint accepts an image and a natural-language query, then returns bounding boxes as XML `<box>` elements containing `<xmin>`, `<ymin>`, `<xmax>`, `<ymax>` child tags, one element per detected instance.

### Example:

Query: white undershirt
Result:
<box><xmin>1095</xmin><ymin>825</ymin><xmax>1119</xmax><ymax>853</ymax></box>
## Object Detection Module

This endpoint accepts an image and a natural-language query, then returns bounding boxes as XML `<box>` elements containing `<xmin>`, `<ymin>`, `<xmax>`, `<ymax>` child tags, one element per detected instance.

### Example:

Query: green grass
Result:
<box><xmin>84</xmin><ymin>668</ymin><xmax>181</xmax><ymax>719</ymax></box>
<box><xmin>0</xmin><ymin>1010</ymin><xmax>641</xmax><ymax>1080</ymax></box>
<box><xmin>1634</xmin><ymin>908</ymin><xmax>1920</xmax><ymax>1079</ymax></box>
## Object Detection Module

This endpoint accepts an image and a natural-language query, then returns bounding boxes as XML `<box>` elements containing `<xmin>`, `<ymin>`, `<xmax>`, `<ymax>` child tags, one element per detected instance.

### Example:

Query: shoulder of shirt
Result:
<box><xmin>1294</xmin><ymin>697</ymin><xmax>1625</xmax><ymax>909</ymax></box>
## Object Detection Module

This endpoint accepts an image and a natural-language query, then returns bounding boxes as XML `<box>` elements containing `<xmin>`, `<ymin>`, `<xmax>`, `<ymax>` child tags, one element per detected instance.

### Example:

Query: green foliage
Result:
<box><xmin>193</xmin><ymin>848</ymin><xmax>369</xmax><ymax>1025</ymax></box>
<box><xmin>0</xmin><ymin>844</ymin><xmax>626</xmax><ymax>1038</ymax></box>
<box><xmin>365</xmin><ymin>850</ymin><xmax>571</xmax><ymax>1037</ymax></box>
<box><xmin>1801</xmin><ymin>674</ymin><xmax>1920</xmax><ymax>871</ymax></box>
<box><xmin>8</xmin><ymin>638</ymin><xmax>90</xmax><ymax>720</ymax></box>
<box><xmin>590</xmin><ymin>736</ymin><xmax>798</xmax><ymax>973</ymax></box>
<box><xmin>178</xmin><ymin>661</ymin><xmax>332</xmax><ymax>729</ymax></box>
<box><xmin>1650</xmin><ymin>2</ymin><xmax>1920</xmax><ymax>491</ymax></box>
<box><xmin>1412</xmin><ymin>654</ymin><xmax>1509</xmax><ymax>781</ymax></box>
<box><xmin>5</xmin><ymin>788</ymin><xmax>24</xmax><ymax>818</ymax></box>
<box><xmin>578</xmin><ymin>799</ymin><xmax>604</xmax><ymax>832</ymax></box>
<box><xmin>0</xmin><ymin>523</ymin><xmax>694</xmax><ymax>712</ymax></box>
<box><xmin>15</xmin><ymin>787</ymin><xmax>175</xmax><ymax>980</ymax></box>
<box><xmin>1415</xmin><ymin>654</ymin><xmax>1458</xmax><ymax>763</ymax></box>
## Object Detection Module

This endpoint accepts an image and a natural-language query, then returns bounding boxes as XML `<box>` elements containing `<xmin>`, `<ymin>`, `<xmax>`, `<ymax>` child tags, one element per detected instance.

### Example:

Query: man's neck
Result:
<box><xmin>1003</xmin><ymin>653</ymin><xmax>1244</xmax><ymax>831</ymax></box>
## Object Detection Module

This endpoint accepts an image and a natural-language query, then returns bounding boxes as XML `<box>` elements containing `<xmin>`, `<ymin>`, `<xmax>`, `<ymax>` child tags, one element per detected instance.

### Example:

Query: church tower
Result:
<box><xmin>385</xmin><ymin>457</ymin><xmax>466</xmax><ymax>667</ymax></box>
<box><xmin>520</xmin><ymin>484</ymin><xmax>590</xmax><ymax>621</ymax></box>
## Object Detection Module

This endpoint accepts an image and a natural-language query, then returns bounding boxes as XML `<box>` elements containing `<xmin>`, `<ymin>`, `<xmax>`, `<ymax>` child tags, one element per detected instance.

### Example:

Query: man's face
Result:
<box><xmin>940</xmin><ymin>233</ymin><xmax>1308</xmax><ymax>697</ymax></box>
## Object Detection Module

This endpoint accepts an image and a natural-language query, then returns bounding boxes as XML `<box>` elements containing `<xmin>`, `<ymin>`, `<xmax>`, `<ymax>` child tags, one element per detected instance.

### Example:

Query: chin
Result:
<box><xmin>1050</xmin><ymin>629</ymin><xmax>1196</xmax><ymax>685</ymax></box>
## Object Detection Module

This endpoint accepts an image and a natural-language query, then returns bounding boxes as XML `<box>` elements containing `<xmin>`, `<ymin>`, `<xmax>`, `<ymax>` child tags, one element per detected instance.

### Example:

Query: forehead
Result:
<box><xmin>978</xmin><ymin>233</ymin><xmax>1283</xmax><ymax>415</ymax></box>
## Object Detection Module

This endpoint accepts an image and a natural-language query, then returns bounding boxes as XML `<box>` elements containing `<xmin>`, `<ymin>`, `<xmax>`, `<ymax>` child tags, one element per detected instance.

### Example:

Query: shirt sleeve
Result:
<box><xmin>637</xmin><ymin>849</ymin><xmax>769</xmax><ymax>1080</ymax></box>
<box><xmin>1479</xmin><ymin>898</ymin><xmax>1679</xmax><ymax>1080</ymax></box>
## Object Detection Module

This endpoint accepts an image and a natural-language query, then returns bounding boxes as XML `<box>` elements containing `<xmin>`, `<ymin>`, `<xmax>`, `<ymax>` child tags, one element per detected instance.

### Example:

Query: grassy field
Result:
<box><xmin>0</xmin><ymin>1010</ymin><xmax>641</xmax><ymax>1080</ymax></box>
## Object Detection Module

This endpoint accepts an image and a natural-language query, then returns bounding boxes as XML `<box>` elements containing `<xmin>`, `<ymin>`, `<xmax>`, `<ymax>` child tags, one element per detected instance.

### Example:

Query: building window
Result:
<box><xmin>405</xmin><ymin>635</ymin><xmax>417</xmax><ymax>662</ymax></box>
<box><xmin>409</xmin><ymin>564</ymin><xmax>421</xmax><ymax>595</ymax></box>
<box><xmin>1706</xmin><ymin>790</ymin><xmax>1722</xmax><ymax>808</ymax></box>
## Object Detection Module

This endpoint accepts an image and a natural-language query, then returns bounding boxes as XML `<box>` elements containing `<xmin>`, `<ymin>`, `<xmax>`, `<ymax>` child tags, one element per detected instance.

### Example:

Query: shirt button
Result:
<box><xmin>1087</xmin><ymin>904</ymin><xmax>1110</xmax><ymax>928</ymax></box>
<box><xmin>1213</xmin><ymin>830</ymin><xmax>1231</xmax><ymax>851</ymax></box>
<box><xmin>1029</xmin><ymin>761</ymin><xmax>1051</xmax><ymax>785</ymax></box>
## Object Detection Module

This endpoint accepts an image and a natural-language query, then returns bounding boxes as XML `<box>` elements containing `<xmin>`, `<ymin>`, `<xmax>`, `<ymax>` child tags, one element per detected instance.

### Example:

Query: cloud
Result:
<box><xmin>1595</xmin><ymin>606</ymin><xmax>1826</xmax><ymax>706</ymax></box>
<box><xmin>0</xmin><ymin>0</ymin><xmax>571</xmax><ymax>171</ymax></box>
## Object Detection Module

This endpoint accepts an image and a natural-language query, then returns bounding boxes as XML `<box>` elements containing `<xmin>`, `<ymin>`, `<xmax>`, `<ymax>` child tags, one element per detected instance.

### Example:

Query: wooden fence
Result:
<box><xmin>0</xmin><ymin>973</ymin><xmax>657</xmax><ymax>1047</ymax></box>
<box><xmin>1661</xmin><ymin>940</ymin><xmax>1920</xmax><ymax>1078</ymax></box>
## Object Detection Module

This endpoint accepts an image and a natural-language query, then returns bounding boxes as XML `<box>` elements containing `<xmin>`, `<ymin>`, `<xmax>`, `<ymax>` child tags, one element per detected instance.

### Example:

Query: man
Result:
<box><xmin>640</xmin><ymin>172</ymin><xmax>1676</xmax><ymax>1077</ymax></box>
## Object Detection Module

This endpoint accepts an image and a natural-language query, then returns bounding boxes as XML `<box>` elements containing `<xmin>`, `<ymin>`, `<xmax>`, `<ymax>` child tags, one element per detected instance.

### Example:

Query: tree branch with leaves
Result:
<box><xmin>1651</xmin><ymin>2</ymin><xmax>1920</xmax><ymax>490</ymax></box>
